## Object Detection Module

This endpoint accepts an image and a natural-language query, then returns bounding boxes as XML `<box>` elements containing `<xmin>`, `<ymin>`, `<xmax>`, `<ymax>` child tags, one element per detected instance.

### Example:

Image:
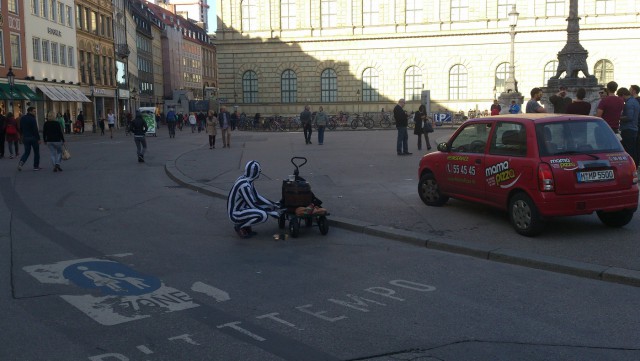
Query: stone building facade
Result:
<box><xmin>215</xmin><ymin>0</ymin><xmax>640</xmax><ymax>116</ymax></box>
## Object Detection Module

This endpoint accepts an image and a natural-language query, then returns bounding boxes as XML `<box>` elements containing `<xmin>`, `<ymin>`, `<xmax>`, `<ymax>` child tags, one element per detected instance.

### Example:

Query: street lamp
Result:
<box><xmin>7</xmin><ymin>67</ymin><xmax>15</xmax><ymax>113</ymax></box>
<box><xmin>504</xmin><ymin>5</ymin><xmax>519</xmax><ymax>93</ymax></box>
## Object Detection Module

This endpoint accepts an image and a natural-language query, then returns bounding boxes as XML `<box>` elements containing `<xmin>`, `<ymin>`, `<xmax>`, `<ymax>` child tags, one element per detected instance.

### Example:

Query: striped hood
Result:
<box><xmin>244</xmin><ymin>160</ymin><xmax>262</xmax><ymax>181</ymax></box>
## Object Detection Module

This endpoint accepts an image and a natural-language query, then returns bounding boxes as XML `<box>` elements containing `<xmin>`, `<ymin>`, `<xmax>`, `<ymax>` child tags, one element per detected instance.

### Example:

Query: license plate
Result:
<box><xmin>576</xmin><ymin>169</ymin><xmax>614</xmax><ymax>183</ymax></box>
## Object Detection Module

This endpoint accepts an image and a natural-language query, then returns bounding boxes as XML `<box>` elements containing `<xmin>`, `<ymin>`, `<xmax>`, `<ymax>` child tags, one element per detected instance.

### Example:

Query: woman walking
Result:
<box><xmin>43</xmin><ymin>111</ymin><xmax>66</xmax><ymax>172</ymax></box>
<box><xmin>4</xmin><ymin>112</ymin><xmax>20</xmax><ymax>159</ymax></box>
<box><xmin>414</xmin><ymin>104</ymin><xmax>432</xmax><ymax>151</ymax></box>
<box><xmin>206</xmin><ymin>111</ymin><xmax>219</xmax><ymax>149</ymax></box>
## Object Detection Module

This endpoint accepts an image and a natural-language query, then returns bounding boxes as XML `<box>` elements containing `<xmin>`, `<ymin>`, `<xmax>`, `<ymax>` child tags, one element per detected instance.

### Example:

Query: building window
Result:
<box><xmin>546</xmin><ymin>0</ymin><xmax>564</xmax><ymax>17</ymax></box>
<box><xmin>321</xmin><ymin>68</ymin><xmax>337</xmax><ymax>102</ymax></box>
<box><xmin>362</xmin><ymin>68</ymin><xmax>379</xmax><ymax>102</ymax></box>
<box><xmin>544</xmin><ymin>60</ymin><xmax>558</xmax><ymax>83</ymax></box>
<box><xmin>60</xmin><ymin>44</ymin><xmax>67</xmax><ymax>65</ymax></box>
<box><xmin>42</xmin><ymin>40</ymin><xmax>50</xmax><ymax>63</ymax></box>
<box><xmin>51</xmin><ymin>42</ymin><xmax>59</xmax><ymax>64</ymax></box>
<box><xmin>0</xmin><ymin>31</ymin><xmax>4</xmax><ymax>66</ymax></box>
<box><xmin>76</xmin><ymin>5</ymin><xmax>83</xmax><ymax>30</ymax></box>
<box><xmin>10</xmin><ymin>33</ymin><xmax>22</xmax><ymax>67</ymax></box>
<box><xmin>281</xmin><ymin>69</ymin><xmax>297</xmax><ymax>103</ymax></box>
<box><xmin>451</xmin><ymin>0</ymin><xmax>468</xmax><ymax>21</ymax></box>
<box><xmin>66</xmin><ymin>6</ymin><xmax>72</xmax><ymax>27</ymax></box>
<box><xmin>51</xmin><ymin>0</ymin><xmax>57</xmax><ymax>21</ymax></box>
<box><xmin>91</xmin><ymin>11</ymin><xmax>98</xmax><ymax>34</ymax></box>
<box><xmin>31</xmin><ymin>0</ymin><xmax>40</xmax><ymax>16</ymax></box>
<box><xmin>321</xmin><ymin>0</ymin><xmax>337</xmax><ymax>28</ymax></box>
<box><xmin>449</xmin><ymin>64</ymin><xmax>467</xmax><ymax>100</ymax></box>
<box><xmin>33</xmin><ymin>38</ymin><xmax>42</xmax><ymax>62</ymax></box>
<box><xmin>406</xmin><ymin>0</ymin><xmax>422</xmax><ymax>24</ymax></box>
<box><xmin>43</xmin><ymin>0</ymin><xmax>49</xmax><ymax>19</ymax></box>
<box><xmin>59</xmin><ymin>3</ymin><xmax>64</xmax><ymax>24</ymax></box>
<box><xmin>242</xmin><ymin>70</ymin><xmax>258</xmax><ymax>103</ymax></box>
<box><xmin>68</xmin><ymin>46</ymin><xmax>75</xmax><ymax>67</ymax></box>
<box><xmin>79</xmin><ymin>51</ymin><xmax>86</xmax><ymax>83</ymax></box>
<box><xmin>241</xmin><ymin>0</ymin><xmax>258</xmax><ymax>32</ymax></box>
<box><xmin>495</xmin><ymin>62</ymin><xmax>510</xmax><ymax>93</ymax></box>
<box><xmin>595</xmin><ymin>0</ymin><xmax>614</xmax><ymax>15</ymax></box>
<box><xmin>497</xmin><ymin>0</ymin><xmax>515</xmax><ymax>18</ymax></box>
<box><xmin>594</xmin><ymin>59</ymin><xmax>613</xmax><ymax>85</ymax></box>
<box><xmin>8</xmin><ymin>0</ymin><xmax>18</xmax><ymax>13</ymax></box>
<box><xmin>94</xmin><ymin>54</ymin><xmax>101</xmax><ymax>82</ymax></box>
<box><xmin>404</xmin><ymin>66</ymin><xmax>422</xmax><ymax>101</ymax></box>
<box><xmin>85</xmin><ymin>8</ymin><xmax>91</xmax><ymax>33</ymax></box>
<box><xmin>281</xmin><ymin>0</ymin><xmax>296</xmax><ymax>29</ymax></box>
<box><xmin>363</xmin><ymin>0</ymin><xmax>380</xmax><ymax>26</ymax></box>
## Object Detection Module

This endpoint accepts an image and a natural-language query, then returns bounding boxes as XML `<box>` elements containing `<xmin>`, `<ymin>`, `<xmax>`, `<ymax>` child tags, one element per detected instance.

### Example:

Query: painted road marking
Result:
<box><xmin>191</xmin><ymin>281</ymin><xmax>231</xmax><ymax>302</ymax></box>
<box><xmin>23</xmin><ymin>257</ymin><xmax>199</xmax><ymax>326</ymax></box>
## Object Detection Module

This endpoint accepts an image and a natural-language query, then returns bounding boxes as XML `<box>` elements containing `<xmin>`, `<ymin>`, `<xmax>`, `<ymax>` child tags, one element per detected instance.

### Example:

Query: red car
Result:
<box><xmin>418</xmin><ymin>114</ymin><xmax>639</xmax><ymax>236</ymax></box>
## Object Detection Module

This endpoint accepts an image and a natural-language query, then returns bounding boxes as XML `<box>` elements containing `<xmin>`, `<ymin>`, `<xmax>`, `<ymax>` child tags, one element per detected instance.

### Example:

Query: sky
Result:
<box><xmin>207</xmin><ymin>1</ymin><xmax>217</xmax><ymax>32</ymax></box>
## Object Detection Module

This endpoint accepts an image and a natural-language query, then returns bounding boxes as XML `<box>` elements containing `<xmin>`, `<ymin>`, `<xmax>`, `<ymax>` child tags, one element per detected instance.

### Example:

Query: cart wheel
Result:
<box><xmin>289</xmin><ymin>218</ymin><xmax>300</xmax><ymax>238</ymax></box>
<box><xmin>318</xmin><ymin>216</ymin><xmax>329</xmax><ymax>235</ymax></box>
<box><xmin>305</xmin><ymin>217</ymin><xmax>313</xmax><ymax>228</ymax></box>
<box><xmin>278</xmin><ymin>213</ymin><xmax>286</xmax><ymax>229</ymax></box>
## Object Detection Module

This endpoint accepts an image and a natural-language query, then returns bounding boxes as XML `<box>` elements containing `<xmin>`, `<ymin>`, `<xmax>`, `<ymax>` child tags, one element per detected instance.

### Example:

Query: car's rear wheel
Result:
<box><xmin>509</xmin><ymin>193</ymin><xmax>544</xmax><ymax>237</ymax></box>
<box><xmin>418</xmin><ymin>173</ymin><xmax>449</xmax><ymax>206</ymax></box>
<box><xmin>597</xmin><ymin>209</ymin><xmax>635</xmax><ymax>228</ymax></box>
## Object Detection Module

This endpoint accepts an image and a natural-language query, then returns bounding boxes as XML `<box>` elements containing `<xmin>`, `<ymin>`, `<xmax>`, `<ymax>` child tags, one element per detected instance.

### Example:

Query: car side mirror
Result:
<box><xmin>437</xmin><ymin>142</ymin><xmax>449</xmax><ymax>152</ymax></box>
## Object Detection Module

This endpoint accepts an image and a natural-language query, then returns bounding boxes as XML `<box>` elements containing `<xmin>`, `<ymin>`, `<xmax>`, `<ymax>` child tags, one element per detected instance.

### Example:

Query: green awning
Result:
<box><xmin>14</xmin><ymin>84</ymin><xmax>43</xmax><ymax>101</ymax></box>
<box><xmin>0</xmin><ymin>83</ymin><xmax>28</xmax><ymax>100</ymax></box>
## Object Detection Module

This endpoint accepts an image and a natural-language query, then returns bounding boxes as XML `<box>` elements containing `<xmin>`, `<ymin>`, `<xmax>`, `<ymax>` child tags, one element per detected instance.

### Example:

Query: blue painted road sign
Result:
<box><xmin>62</xmin><ymin>261</ymin><xmax>161</xmax><ymax>296</ymax></box>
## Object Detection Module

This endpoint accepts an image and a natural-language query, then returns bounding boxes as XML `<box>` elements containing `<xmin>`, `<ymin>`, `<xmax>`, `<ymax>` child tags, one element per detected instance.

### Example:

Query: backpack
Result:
<box><xmin>6</xmin><ymin>124</ymin><xmax>17</xmax><ymax>135</ymax></box>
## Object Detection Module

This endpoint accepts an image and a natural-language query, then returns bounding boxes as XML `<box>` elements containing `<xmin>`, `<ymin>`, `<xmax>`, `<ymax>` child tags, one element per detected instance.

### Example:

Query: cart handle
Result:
<box><xmin>291</xmin><ymin>157</ymin><xmax>307</xmax><ymax>176</ymax></box>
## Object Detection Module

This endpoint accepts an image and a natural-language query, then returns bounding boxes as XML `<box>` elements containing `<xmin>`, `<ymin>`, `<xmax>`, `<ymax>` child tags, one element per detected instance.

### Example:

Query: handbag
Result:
<box><xmin>424</xmin><ymin>122</ymin><xmax>434</xmax><ymax>133</ymax></box>
<box><xmin>62</xmin><ymin>144</ymin><xmax>71</xmax><ymax>160</ymax></box>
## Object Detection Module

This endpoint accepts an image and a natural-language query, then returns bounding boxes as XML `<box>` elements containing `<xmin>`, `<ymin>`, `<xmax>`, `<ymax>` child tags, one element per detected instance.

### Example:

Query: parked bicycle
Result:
<box><xmin>328</xmin><ymin>111</ymin><xmax>350</xmax><ymax>130</ymax></box>
<box><xmin>349</xmin><ymin>113</ymin><xmax>374</xmax><ymax>129</ymax></box>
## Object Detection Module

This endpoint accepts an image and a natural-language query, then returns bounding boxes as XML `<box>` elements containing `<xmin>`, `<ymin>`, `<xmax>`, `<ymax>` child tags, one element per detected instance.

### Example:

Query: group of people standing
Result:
<box><xmin>299</xmin><ymin>105</ymin><xmax>329</xmax><ymax>145</ymax></box>
<box><xmin>526</xmin><ymin>81</ymin><xmax>640</xmax><ymax>168</ymax></box>
<box><xmin>393</xmin><ymin>98</ymin><xmax>434</xmax><ymax>155</ymax></box>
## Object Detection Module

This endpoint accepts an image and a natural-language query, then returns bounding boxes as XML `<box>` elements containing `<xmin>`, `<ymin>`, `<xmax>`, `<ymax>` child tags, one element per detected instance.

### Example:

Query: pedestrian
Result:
<box><xmin>107</xmin><ymin>109</ymin><xmax>116</xmax><ymax>138</ymax></box>
<box><xmin>314</xmin><ymin>106</ymin><xmax>328</xmax><ymax>145</ymax></box>
<box><xmin>227</xmin><ymin>160</ymin><xmax>281</xmax><ymax>238</ymax></box>
<box><xmin>206</xmin><ymin>111</ymin><xmax>218</xmax><ymax>149</ymax></box>
<box><xmin>616</xmin><ymin>87</ymin><xmax>639</xmax><ymax>166</ymax></box>
<box><xmin>565</xmin><ymin>88</ymin><xmax>591</xmax><ymax>115</ymax></box>
<box><xmin>394</xmin><ymin>98</ymin><xmax>411</xmax><ymax>155</ymax></box>
<box><xmin>76</xmin><ymin>111</ymin><xmax>85</xmax><ymax>133</ymax></box>
<box><xmin>56</xmin><ymin>112</ymin><xmax>65</xmax><ymax>133</ymax></box>
<box><xmin>98</xmin><ymin>112</ymin><xmax>105</xmax><ymax>135</ymax></box>
<box><xmin>129</xmin><ymin>111</ymin><xmax>148</xmax><ymax>162</ymax></box>
<box><xmin>166</xmin><ymin>107</ymin><xmax>177</xmax><ymax>138</ymax></box>
<box><xmin>188</xmin><ymin>112</ymin><xmax>197</xmax><ymax>133</ymax></box>
<box><xmin>549</xmin><ymin>86</ymin><xmax>572</xmax><ymax>113</ymax></box>
<box><xmin>231</xmin><ymin>110</ymin><xmax>239</xmax><ymax>130</ymax></box>
<box><xmin>197</xmin><ymin>111</ymin><xmax>206</xmax><ymax>133</ymax></box>
<box><xmin>413</xmin><ymin>104</ymin><xmax>432</xmax><ymax>151</ymax></box>
<box><xmin>219</xmin><ymin>106</ymin><xmax>232</xmax><ymax>148</ymax></box>
<box><xmin>631</xmin><ymin>85</ymin><xmax>640</xmax><ymax>170</ymax></box>
<box><xmin>63</xmin><ymin>110</ymin><xmax>71</xmax><ymax>134</ymax></box>
<box><xmin>508</xmin><ymin>100</ymin><xmax>521</xmax><ymax>114</ymax></box>
<box><xmin>490</xmin><ymin>100</ymin><xmax>501</xmax><ymax>115</ymax></box>
<box><xmin>526</xmin><ymin>88</ymin><xmax>547</xmax><ymax>113</ymax></box>
<box><xmin>300</xmin><ymin>105</ymin><xmax>312</xmax><ymax>144</ymax></box>
<box><xmin>17</xmin><ymin>106</ymin><xmax>41</xmax><ymax>171</ymax></box>
<box><xmin>596</xmin><ymin>81</ymin><xmax>625</xmax><ymax>133</ymax></box>
<box><xmin>42</xmin><ymin>110</ymin><xmax>65</xmax><ymax>172</ymax></box>
<box><xmin>4</xmin><ymin>112</ymin><xmax>20</xmax><ymax>158</ymax></box>
<box><xmin>0</xmin><ymin>110</ymin><xmax>6</xmax><ymax>159</ymax></box>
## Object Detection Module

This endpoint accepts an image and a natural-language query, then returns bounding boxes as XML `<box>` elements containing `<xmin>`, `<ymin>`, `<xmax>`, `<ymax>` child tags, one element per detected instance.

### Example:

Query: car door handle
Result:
<box><xmin>475</xmin><ymin>159</ymin><xmax>482</xmax><ymax>164</ymax></box>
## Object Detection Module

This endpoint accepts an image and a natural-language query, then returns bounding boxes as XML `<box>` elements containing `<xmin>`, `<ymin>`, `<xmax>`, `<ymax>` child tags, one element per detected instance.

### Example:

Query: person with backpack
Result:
<box><xmin>129</xmin><ymin>111</ymin><xmax>148</xmax><ymax>162</ymax></box>
<box><xmin>166</xmin><ymin>108</ymin><xmax>177</xmax><ymax>138</ymax></box>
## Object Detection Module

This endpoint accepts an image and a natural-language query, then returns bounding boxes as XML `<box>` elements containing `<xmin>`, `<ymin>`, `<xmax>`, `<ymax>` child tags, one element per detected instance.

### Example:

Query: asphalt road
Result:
<box><xmin>1</xmin><ymin>127</ymin><xmax>639</xmax><ymax>361</ymax></box>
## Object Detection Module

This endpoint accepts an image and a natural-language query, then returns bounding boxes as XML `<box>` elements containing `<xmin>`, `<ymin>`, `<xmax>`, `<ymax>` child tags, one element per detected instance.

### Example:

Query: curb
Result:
<box><xmin>165</xmin><ymin>159</ymin><xmax>640</xmax><ymax>288</ymax></box>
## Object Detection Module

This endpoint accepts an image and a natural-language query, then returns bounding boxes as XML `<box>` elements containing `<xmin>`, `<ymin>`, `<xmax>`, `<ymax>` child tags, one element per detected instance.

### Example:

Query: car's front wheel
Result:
<box><xmin>509</xmin><ymin>193</ymin><xmax>544</xmax><ymax>237</ymax></box>
<box><xmin>597</xmin><ymin>209</ymin><xmax>635</xmax><ymax>228</ymax></box>
<box><xmin>418</xmin><ymin>173</ymin><xmax>449</xmax><ymax>206</ymax></box>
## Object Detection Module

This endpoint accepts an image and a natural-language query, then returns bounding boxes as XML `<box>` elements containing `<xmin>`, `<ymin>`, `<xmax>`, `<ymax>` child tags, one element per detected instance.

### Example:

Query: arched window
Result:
<box><xmin>495</xmin><ymin>62</ymin><xmax>510</xmax><ymax>93</ymax></box>
<box><xmin>404</xmin><ymin>66</ymin><xmax>422</xmax><ymax>101</ymax></box>
<box><xmin>362</xmin><ymin>68</ymin><xmax>379</xmax><ymax>102</ymax></box>
<box><xmin>449</xmin><ymin>65</ymin><xmax>467</xmax><ymax>100</ymax></box>
<box><xmin>321</xmin><ymin>68</ymin><xmax>337</xmax><ymax>102</ymax></box>
<box><xmin>242</xmin><ymin>70</ymin><xmax>258</xmax><ymax>103</ymax></box>
<box><xmin>241</xmin><ymin>0</ymin><xmax>258</xmax><ymax>32</ymax></box>
<box><xmin>544</xmin><ymin>60</ymin><xmax>558</xmax><ymax>84</ymax></box>
<box><xmin>281</xmin><ymin>0</ymin><xmax>296</xmax><ymax>29</ymax></box>
<box><xmin>594</xmin><ymin>59</ymin><xmax>613</xmax><ymax>85</ymax></box>
<box><xmin>281</xmin><ymin>69</ymin><xmax>297</xmax><ymax>103</ymax></box>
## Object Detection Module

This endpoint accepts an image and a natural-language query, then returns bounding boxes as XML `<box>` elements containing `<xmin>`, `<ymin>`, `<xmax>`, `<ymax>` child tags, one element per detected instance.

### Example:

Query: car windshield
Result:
<box><xmin>536</xmin><ymin>119</ymin><xmax>623</xmax><ymax>157</ymax></box>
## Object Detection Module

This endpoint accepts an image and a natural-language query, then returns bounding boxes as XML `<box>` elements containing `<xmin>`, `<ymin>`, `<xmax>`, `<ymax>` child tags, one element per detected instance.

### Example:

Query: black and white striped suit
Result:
<box><xmin>227</xmin><ymin>161</ymin><xmax>278</xmax><ymax>228</ymax></box>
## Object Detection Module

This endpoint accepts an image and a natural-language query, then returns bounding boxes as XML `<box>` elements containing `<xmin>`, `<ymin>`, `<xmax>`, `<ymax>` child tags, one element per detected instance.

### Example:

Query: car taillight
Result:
<box><xmin>538</xmin><ymin>163</ymin><xmax>554</xmax><ymax>192</ymax></box>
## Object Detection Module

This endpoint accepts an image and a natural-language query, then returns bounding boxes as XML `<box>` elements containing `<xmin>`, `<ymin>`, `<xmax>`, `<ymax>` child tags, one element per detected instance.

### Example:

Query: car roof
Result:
<box><xmin>466</xmin><ymin>113</ymin><xmax>602</xmax><ymax>124</ymax></box>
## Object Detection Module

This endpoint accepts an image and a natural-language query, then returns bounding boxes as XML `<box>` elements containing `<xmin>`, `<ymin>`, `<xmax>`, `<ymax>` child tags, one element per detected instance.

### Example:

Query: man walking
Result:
<box><xmin>300</xmin><ymin>105</ymin><xmax>312</xmax><ymax>144</ymax></box>
<box><xmin>394</xmin><ymin>99</ymin><xmax>411</xmax><ymax>155</ymax></box>
<box><xmin>18</xmin><ymin>107</ymin><xmax>42</xmax><ymax>171</ymax></box>
<box><xmin>166</xmin><ymin>107</ymin><xmax>177</xmax><ymax>138</ymax></box>
<box><xmin>219</xmin><ymin>106</ymin><xmax>232</xmax><ymax>148</ymax></box>
<box><xmin>107</xmin><ymin>109</ymin><xmax>116</xmax><ymax>138</ymax></box>
<box><xmin>130</xmin><ymin>111</ymin><xmax>148</xmax><ymax>162</ymax></box>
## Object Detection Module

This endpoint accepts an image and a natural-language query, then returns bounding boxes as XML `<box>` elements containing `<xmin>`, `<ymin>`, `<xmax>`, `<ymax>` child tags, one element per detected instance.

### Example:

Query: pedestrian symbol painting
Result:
<box><xmin>63</xmin><ymin>261</ymin><xmax>161</xmax><ymax>296</ymax></box>
<box><xmin>24</xmin><ymin>256</ymin><xmax>199</xmax><ymax>326</ymax></box>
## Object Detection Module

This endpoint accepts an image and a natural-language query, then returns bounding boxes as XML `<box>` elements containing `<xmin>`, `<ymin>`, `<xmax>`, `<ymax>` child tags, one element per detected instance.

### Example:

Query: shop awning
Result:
<box><xmin>48</xmin><ymin>86</ymin><xmax>75</xmax><ymax>101</ymax></box>
<box><xmin>68</xmin><ymin>88</ymin><xmax>92</xmax><ymax>102</ymax></box>
<box><xmin>0</xmin><ymin>83</ymin><xmax>28</xmax><ymax>100</ymax></box>
<box><xmin>14</xmin><ymin>84</ymin><xmax>42</xmax><ymax>101</ymax></box>
<box><xmin>38</xmin><ymin>85</ymin><xmax>62</xmax><ymax>101</ymax></box>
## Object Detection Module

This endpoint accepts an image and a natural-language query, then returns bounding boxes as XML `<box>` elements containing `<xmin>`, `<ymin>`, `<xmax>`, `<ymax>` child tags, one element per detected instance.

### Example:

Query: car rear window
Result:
<box><xmin>536</xmin><ymin>119</ymin><xmax>623</xmax><ymax>157</ymax></box>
